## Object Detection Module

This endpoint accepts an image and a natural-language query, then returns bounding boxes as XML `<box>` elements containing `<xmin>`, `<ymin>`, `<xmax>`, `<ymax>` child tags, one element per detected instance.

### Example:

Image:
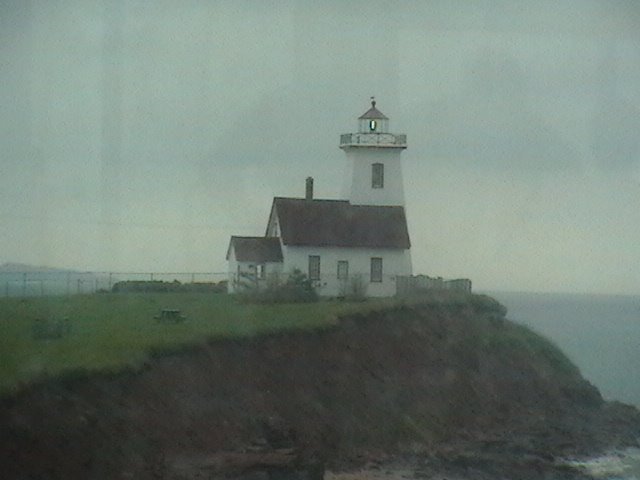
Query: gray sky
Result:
<box><xmin>1</xmin><ymin>0</ymin><xmax>639</xmax><ymax>294</ymax></box>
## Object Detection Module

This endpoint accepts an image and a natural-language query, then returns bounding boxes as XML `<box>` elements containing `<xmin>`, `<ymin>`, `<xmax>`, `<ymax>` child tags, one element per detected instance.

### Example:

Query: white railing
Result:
<box><xmin>339</xmin><ymin>133</ymin><xmax>407</xmax><ymax>148</ymax></box>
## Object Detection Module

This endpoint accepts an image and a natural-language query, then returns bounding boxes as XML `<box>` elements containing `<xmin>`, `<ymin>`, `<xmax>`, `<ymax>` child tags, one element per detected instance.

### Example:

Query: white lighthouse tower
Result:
<box><xmin>340</xmin><ymin>98</ymin><xmax>408</xmax><ymax>206</ymax></box>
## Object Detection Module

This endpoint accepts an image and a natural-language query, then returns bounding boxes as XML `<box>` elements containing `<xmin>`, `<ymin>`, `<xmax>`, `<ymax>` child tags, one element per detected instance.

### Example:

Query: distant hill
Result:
<box><xmin>0</xmin><ymin>263</ymin><xmax>104</xmax><ymax>296</ymax></box>
<box><xmin>0</xmin><ymin>263</ymin><xmax>78</xmax><ymax>274</ymax></box>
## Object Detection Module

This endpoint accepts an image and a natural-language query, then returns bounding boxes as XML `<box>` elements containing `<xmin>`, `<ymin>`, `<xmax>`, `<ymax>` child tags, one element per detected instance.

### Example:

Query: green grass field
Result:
<box><xmin>0</xmin><ymin>291</ymin><xmax>539</xmax><ymax>396</ymax></box>
<box><xmin>0</xmin><ymin>293</ymin><xmax>373</xmax><ymax>394</ymax></box>
<box><xmin>0</xmin><ymin>291</ymin><xmax>433</xmax><ymax>394</ymax></box>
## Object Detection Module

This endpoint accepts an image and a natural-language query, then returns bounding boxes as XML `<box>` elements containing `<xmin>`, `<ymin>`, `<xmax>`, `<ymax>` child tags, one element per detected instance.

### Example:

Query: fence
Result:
<box><xmin>230</xmin><ymin>271</ymin><xmax>392</xmax><ymax>296</ymax></box>
<box><xmin>0</xmin><ymin>271</ymin><xmax>229</xmax><ymax>298</ymax></box>
<box><xmin>396</xmin><ymin>275</ymin><xmax>472</xmax><ymax>297</ymax></box>
<box><xmin>2</xmin><ymin>271</ymin><xmax>473</xmax><ymax>298</ymax></box>
<box><xmin>230</xmin><ymin>271</ymin><xmax>472</xmax><ymax>298</ymax></box>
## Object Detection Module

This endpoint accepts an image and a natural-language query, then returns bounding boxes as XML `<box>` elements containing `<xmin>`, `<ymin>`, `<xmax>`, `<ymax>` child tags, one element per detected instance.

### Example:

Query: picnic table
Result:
<box><xmin>32</xmin><ymin>317</ymin><xmax>72</xmax><ymax>340</ymax></box>
<box><xmin>154</xmin><ymin>309</ymin><xmax>186</xmax><ymax>323</ymax></box>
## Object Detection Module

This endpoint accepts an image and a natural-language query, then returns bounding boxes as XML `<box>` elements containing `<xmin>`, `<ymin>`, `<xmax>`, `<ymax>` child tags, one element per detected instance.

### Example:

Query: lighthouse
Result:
<box><xmin>227</xmin><ymin>98</ymin><xmax>412</xmax><ymax>297</ymax></box>
<box><xmin>339</xmin><ymin>98</ymin><xmax>408</xmax><ymax>206</ymax></box>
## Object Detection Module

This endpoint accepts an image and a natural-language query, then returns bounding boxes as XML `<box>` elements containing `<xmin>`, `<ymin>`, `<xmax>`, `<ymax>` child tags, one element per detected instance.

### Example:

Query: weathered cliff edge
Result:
<box><xmin>1</xmin><ymin>295</ymin><xmax>639</xmax><ymax>479</ymax></box>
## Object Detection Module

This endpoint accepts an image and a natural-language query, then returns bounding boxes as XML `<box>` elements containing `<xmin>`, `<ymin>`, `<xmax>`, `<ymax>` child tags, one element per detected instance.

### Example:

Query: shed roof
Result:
<box><xmin>226</xmin><ymin>236</ymin><xmax>283</xmax><ymax>263</ymax></box>
<box><xmin>269</xmin><ymin>198</ymin><xmax>410</xmax><ymax>249</ymax></box>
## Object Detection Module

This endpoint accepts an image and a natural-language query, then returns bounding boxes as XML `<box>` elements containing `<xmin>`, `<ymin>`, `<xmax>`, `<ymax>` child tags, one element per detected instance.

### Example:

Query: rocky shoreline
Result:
<box><xmin>328</xmin><ymin>446</ymin><xmax>640</xmax><ymax>480</ymax></box>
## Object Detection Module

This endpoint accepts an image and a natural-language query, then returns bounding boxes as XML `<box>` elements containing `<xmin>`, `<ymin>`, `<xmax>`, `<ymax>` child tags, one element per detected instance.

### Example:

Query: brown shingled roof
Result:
<box><xmin>226</xmin><ymin>236</ymin><xmax>283</xmax><ymax>262</ymax></box>
<box><xmin>270</xmin><ymin>198</ymin><xmax>410</xmax><ymax>249</ymax></box>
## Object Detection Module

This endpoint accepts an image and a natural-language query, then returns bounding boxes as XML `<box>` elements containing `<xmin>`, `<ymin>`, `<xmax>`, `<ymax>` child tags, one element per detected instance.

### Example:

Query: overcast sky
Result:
<box><xmin>1</xmin><ymin>1</ymin><xmax>639</xmax><ymax>294</ymax></box>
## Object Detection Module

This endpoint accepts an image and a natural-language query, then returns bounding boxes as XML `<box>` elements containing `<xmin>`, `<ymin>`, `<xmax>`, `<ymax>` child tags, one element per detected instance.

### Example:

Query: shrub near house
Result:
<box><xmin>239</xmin><ymin>269</ymin><xmax>318</xmax><ymax>304</ymax></box>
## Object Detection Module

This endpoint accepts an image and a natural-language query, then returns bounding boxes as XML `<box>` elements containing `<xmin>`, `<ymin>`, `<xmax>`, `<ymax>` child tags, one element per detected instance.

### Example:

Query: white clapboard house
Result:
<box><xmin>226</xmin><ymin>100</ymin><xmax>412</xmax><ymax>297</ymax></box>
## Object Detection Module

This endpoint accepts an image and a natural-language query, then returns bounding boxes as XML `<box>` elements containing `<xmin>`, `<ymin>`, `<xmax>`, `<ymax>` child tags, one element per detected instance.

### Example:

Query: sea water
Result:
<box><xmin>488</xmin><ymin>291</ymin><xmax>640</xmax><ymax>479</ymax></box>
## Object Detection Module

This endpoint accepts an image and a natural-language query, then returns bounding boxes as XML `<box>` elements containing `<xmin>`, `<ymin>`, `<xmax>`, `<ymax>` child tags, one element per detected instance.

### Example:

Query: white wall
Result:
<box><xmin>281</xmin><ymin>245</ymin><xmax>412</xmax><ymax>297</ymax></box>
<box><xmin>341</xmin><ymin>147</ymin><xmax>406</xmax><ymax>206</ymax></box>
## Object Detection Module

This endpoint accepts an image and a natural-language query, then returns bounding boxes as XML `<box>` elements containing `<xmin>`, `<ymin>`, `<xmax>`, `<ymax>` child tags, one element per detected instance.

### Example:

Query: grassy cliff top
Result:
<box><xmin>0</xmin><ymin>291</ymin><xmax>575</xmax><ymax>395</ymax></box>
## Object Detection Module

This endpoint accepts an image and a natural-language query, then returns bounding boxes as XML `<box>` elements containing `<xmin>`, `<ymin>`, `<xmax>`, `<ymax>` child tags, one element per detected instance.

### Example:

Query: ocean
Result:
<box><xmin>488</xmin><ymin>291</ymin><xmax>640</xmax><ymax>479</ymax></box>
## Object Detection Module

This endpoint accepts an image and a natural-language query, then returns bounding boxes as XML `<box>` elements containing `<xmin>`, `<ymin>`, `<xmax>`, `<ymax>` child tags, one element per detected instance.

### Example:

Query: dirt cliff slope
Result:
<box><xmin>1</xmin><ymin>296</ymin><xmax>638</xmax><ymax>479</ymax></box>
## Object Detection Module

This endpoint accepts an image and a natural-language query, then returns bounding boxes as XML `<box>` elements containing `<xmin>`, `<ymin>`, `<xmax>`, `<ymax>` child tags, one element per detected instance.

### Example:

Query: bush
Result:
<box><xmin>240</xmin><ymin>269</ymin><xmax>318</xmax><ymax>304</ymax></box>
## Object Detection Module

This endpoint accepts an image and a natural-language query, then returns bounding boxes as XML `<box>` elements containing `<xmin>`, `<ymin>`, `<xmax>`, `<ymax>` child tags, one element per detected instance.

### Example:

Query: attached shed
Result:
<box><xmin>226</xmin><ymin>236</ymin><xmax>283</xmax><ymax>293</ymax></box>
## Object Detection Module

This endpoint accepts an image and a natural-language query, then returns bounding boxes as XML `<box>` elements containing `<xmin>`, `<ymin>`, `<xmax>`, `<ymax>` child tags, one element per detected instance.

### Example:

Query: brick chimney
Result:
<box><xmin>305</xmin><ymin>177</ymin><xmax>313</xmax><ymax>200</ymax></box>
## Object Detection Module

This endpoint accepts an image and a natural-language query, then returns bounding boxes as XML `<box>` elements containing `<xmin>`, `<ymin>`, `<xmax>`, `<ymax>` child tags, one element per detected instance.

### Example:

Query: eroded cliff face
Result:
<box><xmin>1</xmin><ymin>298</ymin><xmax>639</xmax><ymax>479</ymax></box>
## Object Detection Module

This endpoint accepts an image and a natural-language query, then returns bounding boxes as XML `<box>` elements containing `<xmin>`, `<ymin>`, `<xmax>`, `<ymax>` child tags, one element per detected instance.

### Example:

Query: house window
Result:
<box><xmin>370</xmin><ymin>257</ymin><xmax>383</xmax><ymax>283</ymax></box>
<box><xmin>337</xmin><ymin>260</ymin><xmax>349</xmax><ymax>280</ymax></box>
<box><xmin>308</xmin><ymin>255</ymin><xmax>320</xmax><ymax>281</ymax></box>
<box><xmin>372</xmin><ymin>163</ymin><xmax>384</xmax><ymax>188</ymax></box>
<box><xmin>257</xmin><ymin>264</ymin><xmax>265</xmax><ymax>279</ymax></box>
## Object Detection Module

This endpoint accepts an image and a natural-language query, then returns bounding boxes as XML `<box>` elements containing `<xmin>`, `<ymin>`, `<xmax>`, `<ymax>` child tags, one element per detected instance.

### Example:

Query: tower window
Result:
<box><xmin>308</xmin><ymin>255</ymin><xmax>320</xmax><ymax>281</ymax></box>
<box><xmin>372</xmin><ymin>163</ymin><xmax>384</xmax><ymax>189</ymax></box>
<box><xmin>369</xmin><ymin>120</ymin><xmax>377</xmax><ymax>131</ymax></box>
<box><xmin>370</xmin><ymin>257</ymin><xmax>383</xmax><ymax>283</ymax></box>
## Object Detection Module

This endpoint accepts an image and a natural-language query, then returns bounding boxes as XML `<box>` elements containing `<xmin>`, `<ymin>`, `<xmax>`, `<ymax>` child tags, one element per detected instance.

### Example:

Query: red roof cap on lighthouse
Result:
<box><xmin>358</xmin><ymin>97</ymin><xmax>388</xmax><ymax>120</ymax></box>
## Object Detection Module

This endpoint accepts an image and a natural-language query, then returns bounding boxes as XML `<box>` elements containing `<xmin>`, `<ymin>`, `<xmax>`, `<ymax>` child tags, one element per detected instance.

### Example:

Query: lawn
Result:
<box><xmin>0</xmin><ymin>290</ymin><xmax>503</xmax><ymax>395</ymax></box>
<box><xmin>0</xmin><ymin>292</ymin><xmax>368</xmax><ymax>394</ymax></box>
